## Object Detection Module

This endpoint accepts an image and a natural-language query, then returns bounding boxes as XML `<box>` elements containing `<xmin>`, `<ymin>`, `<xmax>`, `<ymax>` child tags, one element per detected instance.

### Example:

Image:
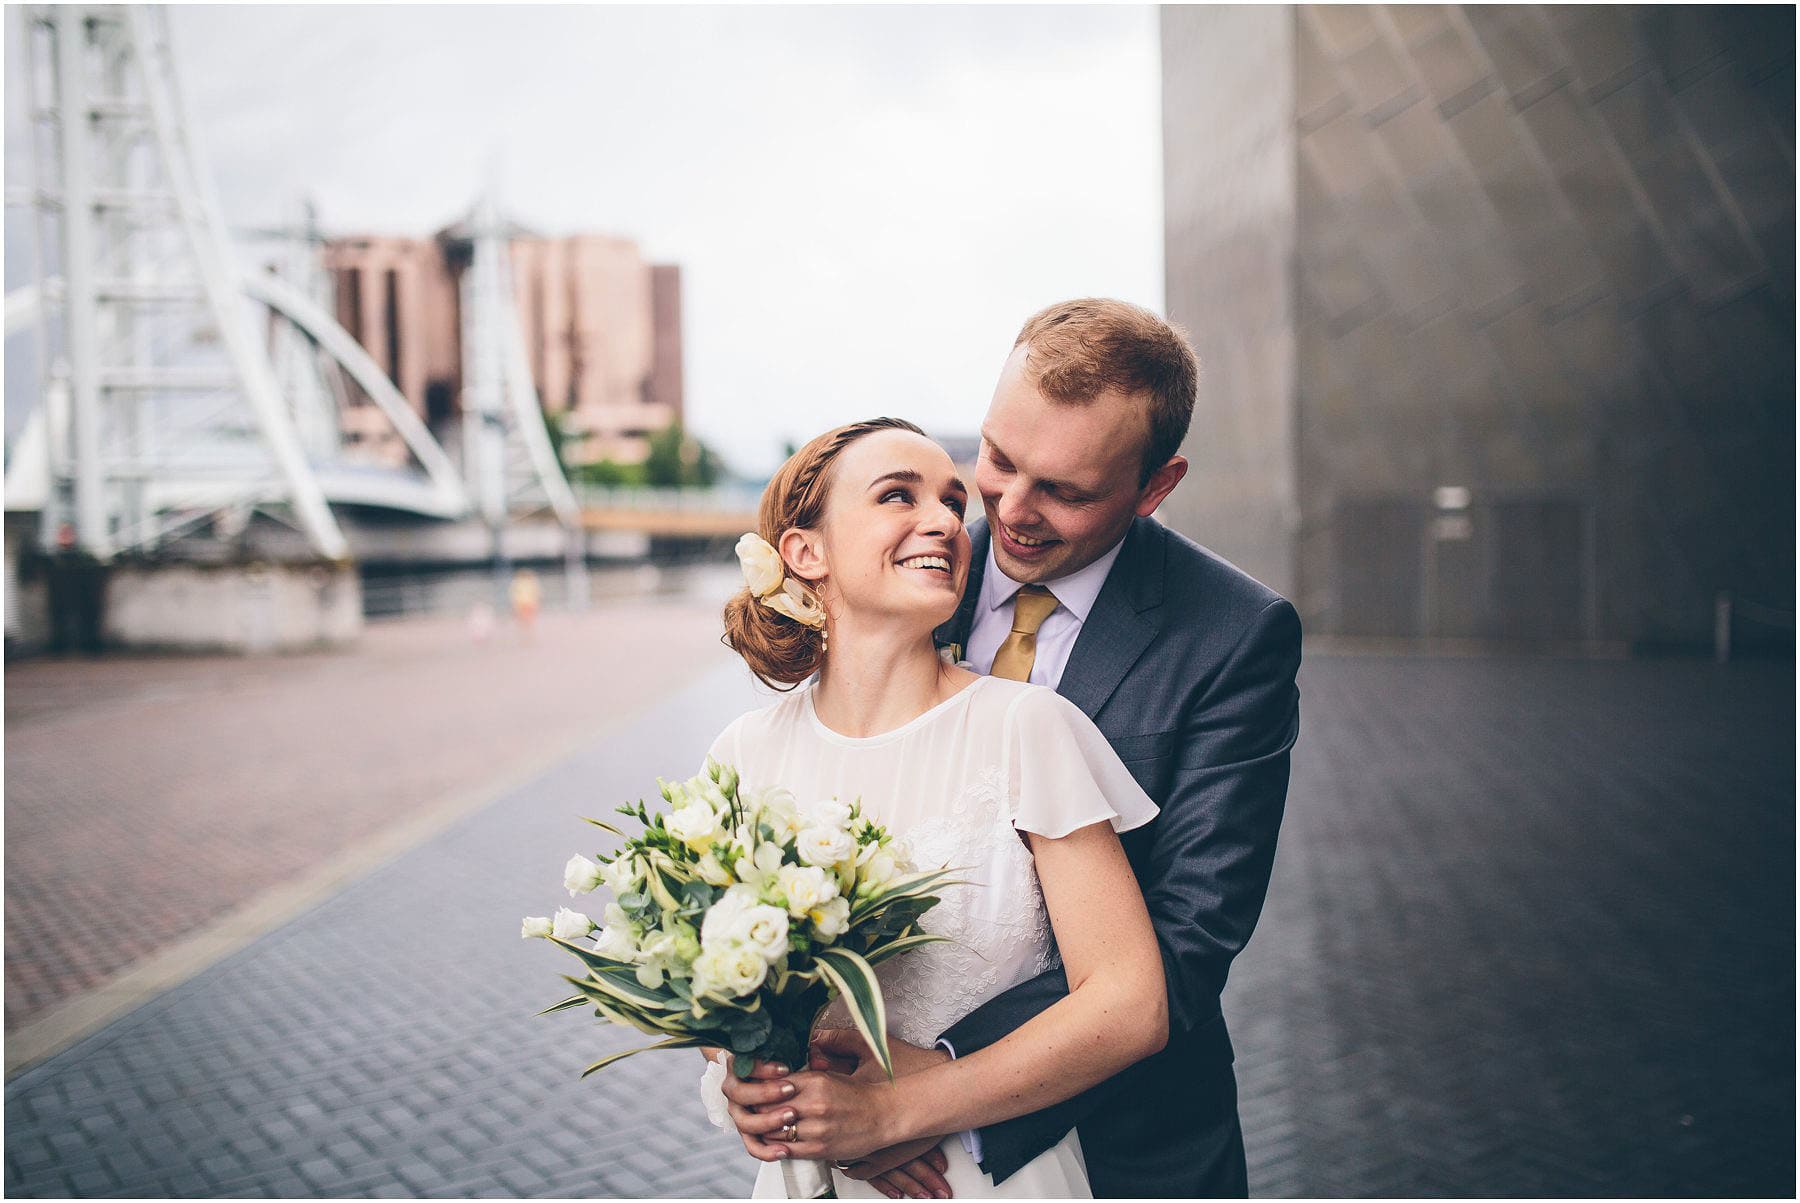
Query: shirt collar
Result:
<box><xmin>978</xmin><ymin>534</ymin><xmax>1127</xmax><ymax>625</ymax></box>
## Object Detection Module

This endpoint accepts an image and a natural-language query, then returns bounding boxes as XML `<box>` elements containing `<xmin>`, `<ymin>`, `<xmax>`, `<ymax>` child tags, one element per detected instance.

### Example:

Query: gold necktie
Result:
<box><xmin>990</xmin><ymin>586</ymin><xmax>1060</xmax><ymax>682</ymax></box>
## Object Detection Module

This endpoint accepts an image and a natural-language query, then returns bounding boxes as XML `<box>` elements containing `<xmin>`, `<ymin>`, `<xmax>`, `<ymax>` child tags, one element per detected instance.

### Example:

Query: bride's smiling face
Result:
<box><xmin>783</xmin><ymin>430</ymin><xmax>971</xmax><ymax>628</ymax></box>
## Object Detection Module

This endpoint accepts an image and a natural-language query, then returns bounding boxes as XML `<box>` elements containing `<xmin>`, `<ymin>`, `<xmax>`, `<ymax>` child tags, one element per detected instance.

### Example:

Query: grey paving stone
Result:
<box><xmin>7</xmin><ymin>656</ymin><xmax>1793</xmax><ymax>1198</ymax></box>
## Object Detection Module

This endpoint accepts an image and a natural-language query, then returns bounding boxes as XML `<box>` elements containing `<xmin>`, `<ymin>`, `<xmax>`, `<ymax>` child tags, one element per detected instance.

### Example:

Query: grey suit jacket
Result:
<box><xmin>936</xmin><ymin>516</ymin><xmax>1302</xmax><ymax>1197</ymax></box>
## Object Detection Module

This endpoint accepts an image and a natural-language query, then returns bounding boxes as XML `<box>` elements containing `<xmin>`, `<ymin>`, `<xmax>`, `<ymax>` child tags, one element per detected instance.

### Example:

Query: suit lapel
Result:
<box><xmin>1057</xmin><ymin>518</ymin><xmax>1165</xmax><ymax>722</ymax></box>
<box><xmin>936</xmin><ymin>520</ymin><xmax>989</xmax><ymax>652</ymax></box>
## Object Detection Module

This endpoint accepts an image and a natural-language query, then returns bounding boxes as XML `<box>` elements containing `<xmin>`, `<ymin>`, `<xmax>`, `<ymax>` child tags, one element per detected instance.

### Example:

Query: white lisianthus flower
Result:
<box><xmin>695</xmin><ymin>851</ymin><xmax>736</xmax><ymax>887</ymax></box>
<box><xmin>796</xmin><ymin>825</ymin><xmax>855</xmax><ymax>868</ymax></box>
<box><xmin>564</xmin><ymin>855</ymin><xmax>604</xmax><ymax>896</ymax></box>
<box><xmin>552</xmin><ymin>907</ymin><xmax>595</xmax><ymax>940</ymax></box>
<box><xmin>735</xmin><ymin>533</ymin><xmax>786</xmax><ymax>598</ymax></box>
<box><xmin>801</xmin><ymin>797</ymin><xmax>854</xmax><ymax>833</ymax></box>
<box><xmin>601</xmin><ymin>853</ymin><xmax>640</xmax><ymax>897</ymax></box>
<box><xmin>808</xmin><ymin>896</ymin><xmax>850</xmax><ymax>941</ymax></box>
<box><xmin>693</xmin><ymin>941</ymin><xmax>770</xmax><ymax>999</ymax></box>
<box><xmin>520</xmin><ymin>915</ymin><xmax>553</xmax><ymax>939</ymax></box>
<box><xmin>777</xmin><ymin>863</ymin><xmax>839</xmax><ymax>918</ymax></box>
<box><xmin>665</xmin><ymin>802</ymin><xmax>722</xmax><ymax>852</ymax></box>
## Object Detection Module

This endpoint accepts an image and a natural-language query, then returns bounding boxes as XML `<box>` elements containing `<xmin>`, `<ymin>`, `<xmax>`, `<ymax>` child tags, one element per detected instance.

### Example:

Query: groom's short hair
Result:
<box><xmin>1014</xmin><ymin>299</ymin><xmax>1198</xmax><ymax>485</ymax></box>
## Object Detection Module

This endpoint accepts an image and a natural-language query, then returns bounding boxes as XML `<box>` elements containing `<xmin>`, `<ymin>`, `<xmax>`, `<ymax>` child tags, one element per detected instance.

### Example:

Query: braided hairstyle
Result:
<box><xmin>723</xmin><ymin>417</ymin><xmax>927</xmax><ymax>688</ymax></box>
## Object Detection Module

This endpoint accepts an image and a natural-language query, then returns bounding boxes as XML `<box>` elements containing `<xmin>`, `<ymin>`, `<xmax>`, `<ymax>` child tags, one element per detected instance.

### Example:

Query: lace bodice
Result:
<box><xmin>706</xmin><ymin>675</ymin><xmax>1157</xmax><ymax>1044</ymax></box>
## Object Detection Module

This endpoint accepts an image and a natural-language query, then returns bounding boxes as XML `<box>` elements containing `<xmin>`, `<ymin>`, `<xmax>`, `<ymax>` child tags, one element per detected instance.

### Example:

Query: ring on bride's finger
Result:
<box><xmin>780</xmin><ymin>1122</ymin><xmax>798</xmax><ymax>1142</ymax></box>
<box><xmin>832</xmin><ymin>1160</ymin><xmax>857</xmax><ymax>1171</ymax></box>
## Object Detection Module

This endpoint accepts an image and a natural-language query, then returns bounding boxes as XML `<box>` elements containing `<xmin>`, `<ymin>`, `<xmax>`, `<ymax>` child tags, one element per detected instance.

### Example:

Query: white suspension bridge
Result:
<box><xmin>2</xmin><ymin>6</ymin><xmax>754</xmax><ymax>652</ymax></box>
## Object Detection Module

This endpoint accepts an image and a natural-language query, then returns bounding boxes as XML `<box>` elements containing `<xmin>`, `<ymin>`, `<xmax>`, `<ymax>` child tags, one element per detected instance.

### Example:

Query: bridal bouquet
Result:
<box><xmin>524</xmin><ymin>755</ymin><xmax>959</xmax><ymax>1095</ymax></box>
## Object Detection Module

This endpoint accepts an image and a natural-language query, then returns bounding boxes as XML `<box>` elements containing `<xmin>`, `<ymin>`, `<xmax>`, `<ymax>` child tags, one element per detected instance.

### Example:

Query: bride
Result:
<box><xmin>701</xmin><ymin>417</ymin><xmax>1167</xmax><ymax>1198</ymax></box>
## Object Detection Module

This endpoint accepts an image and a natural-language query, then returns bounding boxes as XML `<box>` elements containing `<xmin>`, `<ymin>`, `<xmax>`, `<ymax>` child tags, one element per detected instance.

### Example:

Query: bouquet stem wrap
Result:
<box><xmin>780</xmin><ymin>1158</ymin><xmax>834</xmax><ymax>1199</ymax></box>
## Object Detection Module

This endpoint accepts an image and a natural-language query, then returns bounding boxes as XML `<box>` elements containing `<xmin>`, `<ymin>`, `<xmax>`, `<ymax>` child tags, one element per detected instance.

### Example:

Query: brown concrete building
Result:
<box><xmin>1161</xmin><ymin>5</ymin><xmax>1793</xmax><ymax>648</ymax></box>
<box><xmin>324</xmin><ymin>227</ymin><xmax>684</xmax><ymax>469</ymax></box>
<box><xmin>322</xmin><ymin>236</ymin><xmax>461</xmax><ymax>466</ymax></box>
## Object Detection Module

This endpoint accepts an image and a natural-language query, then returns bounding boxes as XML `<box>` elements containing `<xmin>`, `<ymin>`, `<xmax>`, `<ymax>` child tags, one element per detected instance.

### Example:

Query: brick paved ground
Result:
<box><xmin>5</xmin><ymin>652</ymin><xmax>1794</xmax><ymax>1197</ymax></box>
<box><xmin>4</xmin><ymin>579</ymin><xmax>738</xmax><ymax>1032</ymax></box>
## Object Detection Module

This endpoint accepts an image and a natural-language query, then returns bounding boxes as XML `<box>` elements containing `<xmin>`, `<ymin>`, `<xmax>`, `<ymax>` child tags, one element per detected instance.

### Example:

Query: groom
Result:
<box><xmin>728</xmin><ymin>298</ymin><xmax>1301</xmax><ymax>1198</ymax></box>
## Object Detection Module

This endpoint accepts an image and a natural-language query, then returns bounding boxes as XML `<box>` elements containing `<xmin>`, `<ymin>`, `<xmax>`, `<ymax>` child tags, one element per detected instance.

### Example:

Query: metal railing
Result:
<box><xmin>571</xmin><ymin>484</ymin><xmax>763</xmax><ymax>514</ymax></box>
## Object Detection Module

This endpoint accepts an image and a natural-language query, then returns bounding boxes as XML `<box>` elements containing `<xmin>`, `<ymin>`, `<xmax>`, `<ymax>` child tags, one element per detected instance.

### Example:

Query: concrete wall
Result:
<box><xmin>1162</xmin><ymin>4</ymin><xmax>1795</xmax><ymax>644</ymax></box>
<box><xmin>104</xmin><ymin>562</ymin><xmax>362</xmax><ymax>654</ymax></box>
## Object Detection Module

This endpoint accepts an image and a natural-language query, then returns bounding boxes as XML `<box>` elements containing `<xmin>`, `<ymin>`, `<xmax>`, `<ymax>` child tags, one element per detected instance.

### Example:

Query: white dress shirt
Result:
<box><xmin>963</xmin><ymin>536</ymin><xmax>1128</xmax><ymax>689</ymax></box>
<box><xmin>939</xmin><ymin>531</ymin><xmax>1128</xmax><ymax>1169</ymax></box>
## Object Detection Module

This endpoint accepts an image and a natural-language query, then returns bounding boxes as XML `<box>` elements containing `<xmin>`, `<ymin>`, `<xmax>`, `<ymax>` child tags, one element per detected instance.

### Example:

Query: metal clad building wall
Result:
<box><xmin>1163</xmin><ymin>4</ymin><xmax>1795</xmax><ymax>645</ymax></box>
<box><xmin>1158</xmin><ymin>5</ymin><xmax>1298</xmax><ymax>601</ymax></box>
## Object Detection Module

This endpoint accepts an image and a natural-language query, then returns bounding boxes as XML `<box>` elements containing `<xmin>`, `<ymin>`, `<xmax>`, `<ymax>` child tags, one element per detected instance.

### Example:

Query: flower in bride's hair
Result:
<box><xmin>762</xmin><ymin>578</ymin><xmax>827</xmax><ymax>629</ymax></box>
<box><xmin>735</xmin><ymin>533</ymin><xmax>786</xmax><ymax>598</ymax></box>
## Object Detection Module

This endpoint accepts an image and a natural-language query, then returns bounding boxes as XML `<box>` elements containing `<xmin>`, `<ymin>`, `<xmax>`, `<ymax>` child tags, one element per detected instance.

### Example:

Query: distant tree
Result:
<box><xmin>643</xmin><ymin>421</ymin><xmax>688</xmax><ymax>487</ymax></box>
<box><xmin>692</xmin><ymin>442</ymin><xmax>720</xmax><ymax>488</ymax></box>
<box><xmin>572</xmin><ymin>458</ymin><xmax>646</xmax><ymax>487</ymax></box>
<box><xmin>641</xmin><ymin>420</ymin><xmax>726</xmax><ymax>489</ymax></box>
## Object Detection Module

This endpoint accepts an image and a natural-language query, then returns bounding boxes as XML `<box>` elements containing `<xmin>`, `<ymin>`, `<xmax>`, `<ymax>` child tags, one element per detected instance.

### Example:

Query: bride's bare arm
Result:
<box><xmin>738</xmin><ymin>820</ymin><xmax>1167</xmax><ymax>1163</ymax></box>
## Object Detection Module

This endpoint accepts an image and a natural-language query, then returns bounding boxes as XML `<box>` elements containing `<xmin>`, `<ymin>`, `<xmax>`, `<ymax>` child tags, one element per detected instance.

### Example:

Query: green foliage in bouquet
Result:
<box><xmin>526</xmin><ymin>759</ymin><xmax>964</xmax><ymax>1081</ymax></box>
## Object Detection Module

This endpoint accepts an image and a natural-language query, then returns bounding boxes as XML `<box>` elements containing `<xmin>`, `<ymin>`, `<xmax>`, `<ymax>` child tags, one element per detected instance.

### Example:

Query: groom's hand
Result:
<box><xmin>810</xmin><ymin>1028</ymin><xmax>952</xmax><ymax>1081</ymax></box>
<box><xmin>840</xmin><ymin>1139</ymin><xmax>953</xmax><ymax>1199</ymax></box>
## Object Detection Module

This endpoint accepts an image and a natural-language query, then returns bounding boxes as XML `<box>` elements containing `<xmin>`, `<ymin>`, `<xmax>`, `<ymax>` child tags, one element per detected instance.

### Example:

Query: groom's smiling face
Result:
<box><xmin>975</xmin><ymin>346</ymin><xmax>1166</xmax><ymax>584</ymax></box>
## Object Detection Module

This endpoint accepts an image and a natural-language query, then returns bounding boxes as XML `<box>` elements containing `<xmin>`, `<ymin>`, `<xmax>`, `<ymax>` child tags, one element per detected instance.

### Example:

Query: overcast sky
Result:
<box><xmin>6</xmin><ymin>5</ymin><xmax>1163</xmax><ymax>475</ymax></box>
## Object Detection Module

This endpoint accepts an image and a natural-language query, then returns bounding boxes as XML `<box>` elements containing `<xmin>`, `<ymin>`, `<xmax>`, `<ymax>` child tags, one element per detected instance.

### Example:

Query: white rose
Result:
<box><xmin>808</xmin><ymin>896</ymin><xmax>850</xmax><ymax>941</ymax></box>
<box><xmin>520</xmin><ymin>915</ymin><xmax>553</xmax><ymax>939</ymax></box>
<box><xmin>777</xmin><ymin>863</ymin><xmax>838</xmax><ymax>918</ymax></box>
<box><xmin>740</xmin><ymin>904</ymin><xmax>791</xmax><ymax>963</ymax></box>
<box><xmin>754</xmin><ymin>787</ymin><xmax>802</xmax><ymax>838</ymax></box>
<box><xmin>735</xmin><ymin>533</ymin><xmax>786</xmax><ymax>598</ymax></box>
<box><xmin>552</xmin><ymin>907</ymin><xmax>595</xmax><ymax>940</ymax></box>
<box><xmin>565</xmin><ymin>855</ymin><xmax>604</xmax><ymax>896</ymax></box>
<box><xmin>796</xmin><ymin>825</ymin><xmax>855</xmax><ymax>868</ymax></box>
<box><xmin>693</xmin><ymin>942</ymin><xmax>770</xmax><ymax>999</ymax></box>
<box><xmin>665</xmin><ymin>802</ymin><xmax>722</xmax><ymax>851</ymax></box>
<box><xmin>700</xmin><ymin>885</ymin><xmax>755</xmax><ymax>944</ymax></box>
<box><xmin>700</xmin><ymin>885</ymin><xmax>787</xmax><ymax>962</ymax></box>
<box><xmin>801</xmin><ymin>797</ymin><xmax>854</xmax><ymax>832</ymax></box>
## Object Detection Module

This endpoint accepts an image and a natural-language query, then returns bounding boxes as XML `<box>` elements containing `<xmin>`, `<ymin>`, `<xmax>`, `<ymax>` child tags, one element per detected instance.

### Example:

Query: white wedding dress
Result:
<box><xmin>704</xmin><ymin>674</ymin><xmax>1158</xmax><ymax>1199</ymax></box>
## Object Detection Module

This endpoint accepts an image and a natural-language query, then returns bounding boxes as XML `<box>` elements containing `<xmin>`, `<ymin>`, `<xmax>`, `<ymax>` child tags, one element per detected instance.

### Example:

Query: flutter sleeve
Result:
<box><xmin>705</xmin><ymin>713</ymin><xmax>746</xmax><ymax>773</ymax></box>
<box><xmin>1002</xmin><ymin>686</ymin><xmax>1159</xmax><ymax>838</ymax></box>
